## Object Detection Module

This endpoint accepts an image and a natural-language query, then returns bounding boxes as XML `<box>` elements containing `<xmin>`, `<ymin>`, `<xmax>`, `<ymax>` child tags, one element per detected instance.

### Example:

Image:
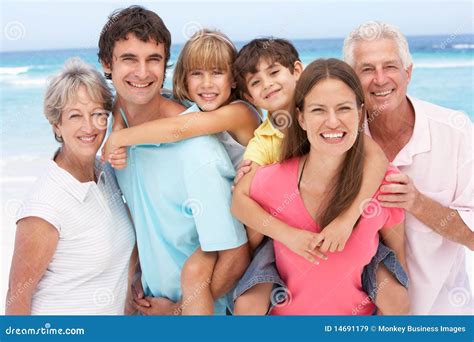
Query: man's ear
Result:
<box><xmin>101</xmin><ymin>60</ymin><xmax>112</xmax><ymax>75</ymax></box>
<box><xmin>297</xmin><ymin>108</ymin><xmax>306</xmax><ymax>131</ymax></box>
<box><xmin>293</xmin><ymin>61</ymin><xmax>304</xmax><ymax>81</ymax></box>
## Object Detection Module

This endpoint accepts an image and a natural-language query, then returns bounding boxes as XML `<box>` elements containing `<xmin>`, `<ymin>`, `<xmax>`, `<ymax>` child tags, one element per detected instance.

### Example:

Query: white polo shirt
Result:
<box><xmin>365</xmin><ymin>96</ymin><xmax>473</xmax><ymax>315</ymax></box>
<box><xmin>16</xmin><ymin>158</ymin><xmax>135</xmax><ymax>315</ymax></box>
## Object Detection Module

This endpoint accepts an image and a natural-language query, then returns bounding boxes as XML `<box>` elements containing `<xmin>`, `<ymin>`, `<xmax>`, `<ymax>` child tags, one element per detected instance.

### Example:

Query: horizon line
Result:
<box><xmin>1</xmin><ymin>32</ymin><xmax>473</xmax><ymax>55</ymax></box>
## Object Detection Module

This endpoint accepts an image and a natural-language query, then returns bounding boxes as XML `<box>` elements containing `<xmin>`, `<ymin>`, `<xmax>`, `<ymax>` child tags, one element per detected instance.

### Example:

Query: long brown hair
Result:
<box><xmin>281</xmin><ymin>58</ymin><xmax>365</xmax><ymax>228</ymax></box>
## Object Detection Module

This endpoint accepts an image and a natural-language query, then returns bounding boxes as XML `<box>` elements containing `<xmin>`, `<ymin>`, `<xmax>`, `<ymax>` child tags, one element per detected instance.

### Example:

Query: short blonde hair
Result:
<box><xmin>44</xmin><ymin>57</ymin><xmax>113</xmax><ymax>142</ymax></box>
<box><xmin>343</xmin><ymin>21</ymin><xmax>413</xmax><ymax>69</ymax></box>
<box><xmin>172</xmin><ymin>29</ymin><xmax>237</xmax><ymax>102</ymax></box>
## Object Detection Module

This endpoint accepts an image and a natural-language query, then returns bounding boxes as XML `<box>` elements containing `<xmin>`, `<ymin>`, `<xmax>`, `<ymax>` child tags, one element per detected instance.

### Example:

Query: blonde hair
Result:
<box><xmin>44</xmin><ymin>57</ymin><xmax>113</xmax><ymax>143</ymax></box>
<box><xmin>173</xmin><ymin>29</ymin><xmax>237</xmax><ymax>102</ymax></box>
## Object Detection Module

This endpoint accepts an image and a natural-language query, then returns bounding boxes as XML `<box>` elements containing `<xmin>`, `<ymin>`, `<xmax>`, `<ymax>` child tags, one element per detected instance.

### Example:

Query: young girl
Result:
<box><xmin>103</xmin><ymin>29</ymin><xmax>262</xmax><ymax>315</ymax></box>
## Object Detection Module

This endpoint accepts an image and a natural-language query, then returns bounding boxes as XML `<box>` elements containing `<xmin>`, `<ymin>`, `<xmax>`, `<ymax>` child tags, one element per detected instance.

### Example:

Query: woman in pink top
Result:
<box><xmin>249</xmin><ymin>59</ymin><xmax>407</xmax><ymax>315</ymax></box>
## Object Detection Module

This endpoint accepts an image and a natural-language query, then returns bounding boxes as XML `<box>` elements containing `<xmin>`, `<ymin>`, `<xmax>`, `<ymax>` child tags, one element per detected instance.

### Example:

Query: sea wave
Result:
<box><xmin>415</xmin><ymin>60</ymin><xmax>474</xmax><ymax>69</ymax></box>
<box><xmin>1</xmin><ymin>77</ymin><xmax>48</xmax><ymax>87</ymax></box>
<box><xmin>452</xmin><ymin>44</ymin><xmax>474</xmax><ymax>49</ymax></box>
<box><xmin>0</xmin><ymin>66</ymin><xmax>30</xmax><ymax>75</ymax></box>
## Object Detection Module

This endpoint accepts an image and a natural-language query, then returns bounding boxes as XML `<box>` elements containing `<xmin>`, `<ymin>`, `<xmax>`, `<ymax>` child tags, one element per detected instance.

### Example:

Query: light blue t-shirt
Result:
<box><xmin>114</xmin><ymin>104</ymin><xmax>247</xmax><ymax>314</ymax></box>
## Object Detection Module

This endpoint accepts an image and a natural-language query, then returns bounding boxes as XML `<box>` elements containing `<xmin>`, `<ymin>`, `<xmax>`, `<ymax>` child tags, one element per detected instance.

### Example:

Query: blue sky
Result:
<box><xmin>1</xmin><ymin>0</ymin><xmax>473</xmax><ymax>52</ymax></box>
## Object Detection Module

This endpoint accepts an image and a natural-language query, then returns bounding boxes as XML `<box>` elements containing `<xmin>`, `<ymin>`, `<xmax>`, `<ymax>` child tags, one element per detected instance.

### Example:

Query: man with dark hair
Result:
<box><xmin>99</xmin><ymin>6</ymin><xmax>249</xmax><ymax>315</ymax></box>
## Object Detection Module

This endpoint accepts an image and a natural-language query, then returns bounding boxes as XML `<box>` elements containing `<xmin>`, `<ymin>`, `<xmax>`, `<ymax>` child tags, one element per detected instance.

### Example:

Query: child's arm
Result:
<box><xmin>318</xmin><ymin>136</ymin><xmax>389</xmax><ymax>253</ymax></box>
<box><xmin>231</xmin><ymin>162</ymin><xmax>327</xmax><ymax>264</ymax></box>
<box><xmin>102</xmin><ymin>102</ymin><xmax>259</xmax><ymax>162</ymax></box>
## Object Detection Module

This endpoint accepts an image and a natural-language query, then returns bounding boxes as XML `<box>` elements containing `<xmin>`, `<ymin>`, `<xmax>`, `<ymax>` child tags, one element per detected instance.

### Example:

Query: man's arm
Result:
<box><xmin>379</xmin><ymin>172</ymin><xmax>474</xmax><ymax>250</ymax></box>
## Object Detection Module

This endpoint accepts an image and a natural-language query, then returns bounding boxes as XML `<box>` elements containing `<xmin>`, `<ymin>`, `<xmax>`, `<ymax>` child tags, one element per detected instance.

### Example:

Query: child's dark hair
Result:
<box><xmin>233</xmin><ymin>38</ymin><xmax>300</xmax><ymax>98</ymax></box>
<box><xmin>98</xmin><ymin>5</ymin><xmax>172</xmax><ymax>80</ymax></box>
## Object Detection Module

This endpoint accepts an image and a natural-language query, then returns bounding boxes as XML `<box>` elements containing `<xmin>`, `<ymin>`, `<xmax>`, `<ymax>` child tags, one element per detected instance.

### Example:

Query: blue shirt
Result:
<box><xmin>114</xmin><ymin>104</ymin><xmax>247</xmax><ymax>314</ymax></box>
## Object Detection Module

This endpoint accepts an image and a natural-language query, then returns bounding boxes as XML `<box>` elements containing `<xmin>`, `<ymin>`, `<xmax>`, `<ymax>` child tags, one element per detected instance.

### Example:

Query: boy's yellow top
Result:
<box><xmin>243</xmin><ymin>116</ymin><xmax>285</xmax><ymax>166</ymax></box>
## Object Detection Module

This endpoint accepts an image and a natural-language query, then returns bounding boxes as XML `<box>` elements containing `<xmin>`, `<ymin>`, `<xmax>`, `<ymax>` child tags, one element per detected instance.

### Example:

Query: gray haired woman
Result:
<box><xmin>5</xmin><ymin>58</ymin><xmax>136</xmax><ymax>315</ymax></box>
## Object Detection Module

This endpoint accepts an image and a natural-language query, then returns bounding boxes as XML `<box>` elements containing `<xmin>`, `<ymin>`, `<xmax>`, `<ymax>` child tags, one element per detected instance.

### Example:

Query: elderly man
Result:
<box><xmin>343</xmin><ymin>21</ymin><xmax>473</xmax><ymax>314</ymax></box>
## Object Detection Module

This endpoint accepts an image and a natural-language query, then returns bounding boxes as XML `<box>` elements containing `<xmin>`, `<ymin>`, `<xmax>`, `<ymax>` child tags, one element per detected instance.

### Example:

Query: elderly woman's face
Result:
<box><xmin>54</xmin><ymin>86</ymin><xmax>108</xmax><ymax>160</ymax></box>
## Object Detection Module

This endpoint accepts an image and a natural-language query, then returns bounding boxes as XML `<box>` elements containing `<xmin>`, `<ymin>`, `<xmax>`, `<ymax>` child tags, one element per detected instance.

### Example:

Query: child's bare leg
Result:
<box><xmin>233</xmin><ymin>283</ymin><xmax>274</xmax><ymax>315</ymax></box>
<box><xmin>375</xmin><ymin>264</ymin><xmax>410</xmax><ymax>315</ymax></box>
<box><xmin>181</xmin><ymin>248</ymin><xmax>217</xmax><ymax>315</ymax></box>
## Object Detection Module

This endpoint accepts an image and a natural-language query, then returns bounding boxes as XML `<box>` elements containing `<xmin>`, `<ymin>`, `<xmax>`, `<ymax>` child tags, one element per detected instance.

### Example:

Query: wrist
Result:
<box><xmin>410</xmin><ymin>191</ymin><xmax>425</xmax><ymax>216</ymax></box>
<box><xmin>274</xmin><ymin>224</ymin><xmax>297</xmax><ymax>245</ymax></box>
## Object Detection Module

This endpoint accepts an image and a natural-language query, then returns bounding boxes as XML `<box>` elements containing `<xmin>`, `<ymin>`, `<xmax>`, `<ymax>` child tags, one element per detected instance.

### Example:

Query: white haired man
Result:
<box><xmin>344</xmin><ymin>21</ymin><xmax>473</xmax><ymax>315</ymax></box>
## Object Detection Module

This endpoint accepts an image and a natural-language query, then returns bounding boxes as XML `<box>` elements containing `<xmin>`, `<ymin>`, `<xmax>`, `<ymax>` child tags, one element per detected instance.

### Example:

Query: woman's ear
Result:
<box><xmin>297</xmin><ymin>108</ymin><xmax>307</xmax><ymax>131</ymax></box>
<box><xmin>53</xmin><ymin>123</ymin><xmax>61</xmax><ymax>139</ymax></box>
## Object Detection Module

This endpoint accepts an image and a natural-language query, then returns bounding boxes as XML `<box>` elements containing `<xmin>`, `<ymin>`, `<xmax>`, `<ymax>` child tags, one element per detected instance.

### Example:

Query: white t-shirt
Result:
<box><xmin>16</xmin><ymin>159</ymin><xmax>136</xmax><ymax>315</ymax></box>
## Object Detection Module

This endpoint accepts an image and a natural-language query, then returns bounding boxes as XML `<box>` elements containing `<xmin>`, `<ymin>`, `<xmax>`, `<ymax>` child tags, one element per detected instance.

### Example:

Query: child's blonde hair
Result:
<box><xmin>173</xmin><ymin>29</ymin><xmax>237</xmax><ymax>102</ymax></box>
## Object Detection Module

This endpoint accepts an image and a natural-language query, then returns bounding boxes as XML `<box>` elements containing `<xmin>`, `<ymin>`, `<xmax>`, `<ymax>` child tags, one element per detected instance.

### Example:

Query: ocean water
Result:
<box><xmin>0</xmin><ymin>34</ymin><xmax>473</xmax><ymax>160</ymax></box>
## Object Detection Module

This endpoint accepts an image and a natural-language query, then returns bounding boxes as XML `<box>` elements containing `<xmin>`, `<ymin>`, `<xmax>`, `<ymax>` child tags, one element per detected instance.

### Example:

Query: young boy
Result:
<box><xmin>231</xmin><ymin>38</ymin><xmax>410</xmax><ymax>315</ymax></box>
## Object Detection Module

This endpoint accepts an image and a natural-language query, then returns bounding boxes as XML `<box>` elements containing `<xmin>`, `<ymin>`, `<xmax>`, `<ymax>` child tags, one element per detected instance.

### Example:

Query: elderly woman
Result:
<box><xmin>5</xmin><ymin>58</ymin><xmax>136</xmax><ymax>315</ymax></box>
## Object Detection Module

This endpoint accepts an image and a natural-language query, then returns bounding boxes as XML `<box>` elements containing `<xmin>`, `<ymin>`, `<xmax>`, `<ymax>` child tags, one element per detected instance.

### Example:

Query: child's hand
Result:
<box><xmin>234</xmin><ymin>159</ymin><xmax>252</xmax><ymax>185</ymax></box>
<box><xmin>109</xmin><ymin>147</ymin><xmax>128</xmax><ymax>170</ymax></box>
<box><xmin>319</xmin><ymin>217</ymin><xmax>355</xmax><ymax>253</ymax></box>
<box><xmin>282</xmin><ymin>228</ymin><xmax>327</xmax><ymax>264</ymax></box>
<box><xmin>101</xmin><ymin>133</ymin><xmax>128</xmax><ymax>169</ymax></box>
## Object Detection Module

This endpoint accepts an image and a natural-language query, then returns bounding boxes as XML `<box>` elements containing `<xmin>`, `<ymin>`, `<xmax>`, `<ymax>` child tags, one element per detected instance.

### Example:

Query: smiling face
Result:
<box><xmin>352</xmin><ymin>38</ymin><xmax>412</xmax><ymax>115</ymax></box>
<box><xmin>244</xmin><ymin>59</ymin><xmax>302</xmax><ymax>113</ymax></box>
<box><xmin>298</xmin><ymin>78</ymin><xmax>361</xmax><ymax>157</ymax></box>
<box><xmin>103</xmin><ymin>33</ymin><xmax>166</xmax><ymax>107</ymax></box>
<box><xmin>54</xmin><ymin>86</ymin><xmax>108</xmax><ymax>161</ymax></box>
<box><xmin>186</xmin><ymin>67</ymin><xmax>234</xmax><ymax>111</ymax></box>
